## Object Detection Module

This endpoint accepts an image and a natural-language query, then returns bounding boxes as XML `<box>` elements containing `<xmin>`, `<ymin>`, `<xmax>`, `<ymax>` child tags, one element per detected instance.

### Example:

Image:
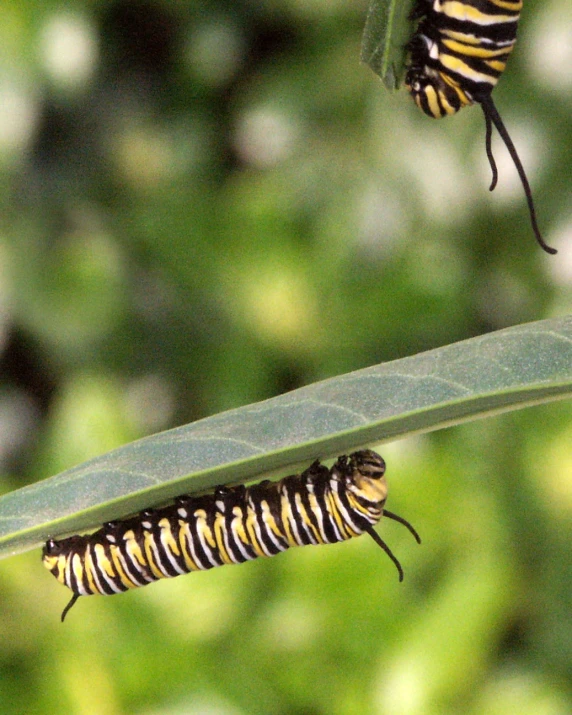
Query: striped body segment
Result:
<box><xmin>43</xmin><ymin>450</ymin><xmax>421</xmax><ymax>621</ymax></box>
<box><xmin>404</xmin><ymin>0</ymin><xmax>555</xmax><ymax>254</ymax></box>
<box><xmin>406</xmin><ymin>0</ymin><xmax>521</xmax><ymax>117</ymax></box>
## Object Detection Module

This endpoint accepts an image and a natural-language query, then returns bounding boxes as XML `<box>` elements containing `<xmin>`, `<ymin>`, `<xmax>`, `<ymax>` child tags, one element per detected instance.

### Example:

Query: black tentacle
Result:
<box><xmin>484</xmin><ymin>107</ymin><xmax>498</xmax><ymax>191</ymax></box>
<box><xmin>366</xmin><ymin>527</ymin><xmax>404</xmax><ymax>582</ymax></box>
<box><xmin>61</xmin><ymin>593</ymin><xmax>80</xmax><ymax>623</ymax></box>
<box><xmin>480</xmin><ymin>95</ymin><xmax>556</xmax><ymax>255</ymax></box>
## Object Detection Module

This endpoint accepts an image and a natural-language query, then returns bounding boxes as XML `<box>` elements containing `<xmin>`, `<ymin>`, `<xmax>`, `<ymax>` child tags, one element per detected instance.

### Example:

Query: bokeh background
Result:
<box><xmin>0</xmin><ymin>1</ymin><xmax>571</xmax><ymax>713</ymax></box>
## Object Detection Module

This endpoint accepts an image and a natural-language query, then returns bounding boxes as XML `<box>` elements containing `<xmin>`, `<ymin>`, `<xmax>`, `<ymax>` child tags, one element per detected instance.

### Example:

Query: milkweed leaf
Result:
<box><xmin>0</xmin><ymin>316</ymin><xmax>571</xmax><ymax>558</ymax></box>
<box><xmin>361</xmin><ymin>0</ymin><xmax>415</xmax><ymax>89</ymax></box>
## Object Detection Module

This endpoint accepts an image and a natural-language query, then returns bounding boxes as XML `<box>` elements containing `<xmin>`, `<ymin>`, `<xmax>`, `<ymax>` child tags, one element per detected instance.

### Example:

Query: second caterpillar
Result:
<box><xmin>405</xmin><ymin>0</ymin><xmax>556</xmax><ymax>255</ymax></box>
<box><xmin>43</xmin><ymin>449</ymin><xmax>421</xmax><ymax>621</ymax></box>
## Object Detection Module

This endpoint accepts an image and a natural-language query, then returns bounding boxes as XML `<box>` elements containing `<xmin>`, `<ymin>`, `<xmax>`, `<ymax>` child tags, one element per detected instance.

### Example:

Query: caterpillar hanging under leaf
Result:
<box><xmin>43</xmin><ymin>449</ymin><xmax>420</xmax><ymax>621</ymax></box>
<box><xmin>404</xmin><ymin>0</ymin><xmax>556</xmax><ymax>255</ymax></box>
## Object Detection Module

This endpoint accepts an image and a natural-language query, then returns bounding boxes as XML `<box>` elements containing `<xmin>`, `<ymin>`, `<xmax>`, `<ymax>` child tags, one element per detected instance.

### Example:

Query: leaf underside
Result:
<box><xmin>361</xmin><ymin>0</ymin><xmax>416</xmax><ymax>89</ymax></box>
<box><xmin>0</xmin><ymin>316</ymin><xmax>571</xmax><ymax>558</ymax></box>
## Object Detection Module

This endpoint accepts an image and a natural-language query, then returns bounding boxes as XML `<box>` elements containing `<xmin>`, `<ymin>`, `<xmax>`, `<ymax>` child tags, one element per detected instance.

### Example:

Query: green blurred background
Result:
<box><xmin>0</xmin><ymin>1</ymin><xmax>571</xmax><ymax>713</ymax></box>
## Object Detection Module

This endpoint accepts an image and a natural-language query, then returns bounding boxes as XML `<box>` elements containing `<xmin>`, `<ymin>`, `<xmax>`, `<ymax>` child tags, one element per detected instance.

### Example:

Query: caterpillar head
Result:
<box><xmin>406</xmin><ymin>65</ymin><xmax>472</xmax><ymax>118</ymax></box>
<box><xmin>344</xmin><ymin>449</ymin><xmax>387</xmax><ymax>505</ymax></box>
<box><xmin>42</xmin><ymin>535</ymin><xmax>85</xmax><ymax>581</ymax></box>
<box><xmin>43</xmin><ymin>537</ymin><xmax>63</xmax><ymax>563</ymax></box>
<box><xmin>42</xmin><ymin>538</ymin><xmax>70</xmax><ymax>588</ymax></box>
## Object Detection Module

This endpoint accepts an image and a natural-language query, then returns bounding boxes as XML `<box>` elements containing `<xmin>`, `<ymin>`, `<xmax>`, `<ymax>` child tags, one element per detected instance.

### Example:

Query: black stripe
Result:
<box><xmin>311</xmin><ymin>476</ymin><xmax>339</xmax><ymax>544</ymax></box>
<box><xmin>248</xmin><ymin>482</ymin><xmax>286</xmax><ymax>555</ymax></box>
<box><xmin>179</xmin><ymin>499</ymin><xmax>220</xmax><ymax>570</ymax></box>
<box><xmin>89</xmin><ymin>542</ymin><xmax>121</xmax><ymax>595</ymax></box>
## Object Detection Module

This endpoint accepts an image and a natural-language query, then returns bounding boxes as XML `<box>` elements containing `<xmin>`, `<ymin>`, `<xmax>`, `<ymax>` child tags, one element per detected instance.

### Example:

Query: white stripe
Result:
<box><xmin>122</xmin><ymin>533</ymin><xmax>154</xmax><ymax>582</ymax></box>
<box><xmin>294</xmin><ymin>492</ymin><xmax>319</xmax><ymax>545</ymax></box>
<box><xmin>69</xmin><ymin>552</ymin><xmax>90</xmax><ymax>596</ymax></box>
<box><xmin>230</xmin><ymin>508</ymin><xmax>257</xmax><ymax>561</ymax></box>
<box><xmin>331</xmin><ymin>482</ymin><xmax>363</xmax><ymax>534</ymax></box>
<box><xmin>180</xmin><ymin>520</ymin><xmax>208</xmax><ymax>570</ymax></box>
<box><xmin>86</xmin><ymin>544</ymin><xmax>107</xmax><ymax>594</ymax></box>
<box><xmin>307</xmin><ymin>484</ymin><xmax>328</xmax><ymax>542</ymax></box>
<box><xmin>195</xmin><ymin>515</ymin><xmax>220</xmax><ymax>567</ymax></box>
<box><xmin>92</xmin><ymin>544</ymin><xmax>123</xmax><ymax>594</ymax></box>
<box><xmin>247</xmin><ymin>497</ymin><xmax>276</xmax><ymax>557</ymax></box>
<box><xmin>111</xmin><ymin>545</ymin><xmax>147</xmax><ymax>587</ymax></box>
<box><xmin>159</xmin><ymin>520</ymin><xmax>186</xmax><ymax>575</ymax></box>
<box><xmin>145</xmin><ymin>533</ymin><xmax>173</xmax><ymax>577</ymax></box>
<box><xmin>321</xmin><ymin>484</ymin><xmax>345</xmax><ymax>541</ymax></box>
<box><xmin>260</xmin><ymin>501</ymin><xmax>288</xmax><ymax>551</ymax></box>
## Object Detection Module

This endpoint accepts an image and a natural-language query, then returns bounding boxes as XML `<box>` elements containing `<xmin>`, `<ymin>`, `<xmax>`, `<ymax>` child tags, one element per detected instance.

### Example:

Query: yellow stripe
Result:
<box><xmin>325</xmin><ymin>491</ymin><xmax>352</xmax><ymax>540</ymax></box>
<box><xmin>441</xmin><ymin>29</ymin><xmax>516</xmax><ymax>49</ymax></box>
<box><xmin>333</xmin><ymin>493</ymin><xmax>362</xmax><ymax>538</ymax></box>
<box><xmin>346</xmin><ymin>493</ymin><xmax>369</xmax><ymax>521</ymax></box>
<box><xmin>231</xmin><ymin>506</ymin><xmax>250</xmax><ymax>546</ymax></box>
<box><xmin>143</xmin><ymin>533</ymin><xmax>165</xmax><ymax>579</ymax></box>
<box><xmin>84</xmin><ymin>546</ymin><xmax>99</xmax><ymax>594</ymax></box>
<box><xmin>159</xmin><ymin>518</ymin><xmax>181</xmax><ymax>557</ymax></box>
<box><xmin>488</xmin><ymin>0</ymin><xmax>522</xmax><ymax>10</ymax></box>
<box><xmin>94</xmin><ymin>543</ymin><xmax>115</xmax><ymax>578</ymax></box>
<box><xmin>260</xmin><ymin>500</ymin><xmax>284</xmax><ymax>541</ymax></box>
<box><xmin>64</xmin><ymin>554</ymin><xmax>74</xmax><ymax>590</ymax></box>
<box><xmin>123</xmin><ymin>530</ymin><xmax>148</xmax><ymax>573</ymax></box>
<box><xmin>439</xmin><ymin>75</ymin><xmax>472</xmax><ymax>108</ymax></box>
<box><xmin>442</xmin><ymin>38</ymin><xmax>512</xmax><ymax>59</ymax></box>
<box><xmin>55</xmin><ymin>556</ymin><xmax>68</xmax><ymax>586</ymax></box>
<box><xmin>425</xmin><ymin>85</ymin><xmax>444</xmax><ymax>118</ymax></box>
<box><xmin>71</xmin><ymin>552</ymin><xmax>86</xmax><ymax>589</ymax></box>
<box><xmin>195</xmin><ymin>510</ymin><xmax>216</xmax><ymax>549</ymax></box>
<box><xmin>439</xmin><ymin>95</ymin><xmax>458</xmax><ymax>115</ymax></box>
<box><xmin>307</xmin><ymin>492</ymin><xmax>327</xmax><ymax>544</ymax></box>
<box><xmin>294</xmin><ymin>492</ymin><xmax>320</xmax><ymax>542</ymax></box>
<box><xmin>245</xmin><ymin>507</ymin><xmax>269</xmax><ymax>557</ymax></box>
<box><xmin>109</xmin><ymin>545</ymin><xmax>139</xmax><ymax>589</ymax></box>
<box><xmin>177</xmin><ymin>521</ymin><xmax>201</xmax><ymax>570</ymax></box>
<box><xmin>55</xmin><ymin>556</ymin><xmax>68</xmax><ymax>585</ymax></box>
<box><xmin>280</xmin><ymin>491</ymin><xmax>297</xmax><ymax>546</ymax></box>
<box><xmin>440</xmin><ymin>29</ymin><xmax>481</xmax><ymax>45</ymax></box>
<box><xmin>43</xmin><ymin>553</ymin><xmax>59</xmax><ymax>573</ymax></box>
<box><xmin>439</xmin><ymin>1</ymin><xmax>519</xmax><ymax>25</ymax></box>
<box><xmin>440</xmin><ymin>53</ymin><xmax>497</xmax><ymax>86</ymax></box>
<box><xmin>213</xmin><ymin>512</ymin><xmax>234</xmax><ymax>564</ymax></box>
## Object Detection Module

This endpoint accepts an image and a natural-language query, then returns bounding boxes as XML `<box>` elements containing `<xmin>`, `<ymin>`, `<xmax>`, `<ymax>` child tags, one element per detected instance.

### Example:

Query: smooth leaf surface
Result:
<box><xmin>1</xmin><ymin>316</ymin><xmax>571</xmax><ymax>558</ymax></box>
<box><xmin>361</xmin><ymin>0</ymin><xmax>415</xmax><ymax>89</ymax></box>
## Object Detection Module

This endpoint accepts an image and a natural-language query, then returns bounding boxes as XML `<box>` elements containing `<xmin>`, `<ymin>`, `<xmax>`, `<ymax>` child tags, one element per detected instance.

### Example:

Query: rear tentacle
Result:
<box><xmin>484</xmin><ymin>108</ymin><xmax>498</xmax><ymax>191</ymax></box>
<box><xmin>480</xmin><ymin>95</ymin><xmax>556</xmax><ymax>255</ymax></box>
<box><xmin>366</xmin><ymin>527</ymin><xmax>404</xmax><ymax>582</ymax></box>
<box><xmin>61</xmin><ymin>593</ymin><xmax>80</xmax><ymax>623</ymax></box>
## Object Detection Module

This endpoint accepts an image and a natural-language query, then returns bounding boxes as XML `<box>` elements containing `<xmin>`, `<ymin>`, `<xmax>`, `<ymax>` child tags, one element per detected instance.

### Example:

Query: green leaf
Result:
<box><xmin>1</xmin><ymin>316</ymin><xmax>571</xmax><ymax>558</ymax></box>
<box><xmin>361</xmin><ymin>0</ymin><xmax>416</xmax><ymax>90</ymax></box>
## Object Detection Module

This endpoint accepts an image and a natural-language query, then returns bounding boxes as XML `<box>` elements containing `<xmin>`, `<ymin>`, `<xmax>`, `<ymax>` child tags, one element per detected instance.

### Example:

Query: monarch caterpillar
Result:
<box><xmin>405</xmin><ymin>0</ymin><xmax>556</xmax><ymax>255</ymax></box>
<box><xmin>43</xmin><ymin>449</ymin><xmax>420</xmax><ymax>622</ymax></box>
